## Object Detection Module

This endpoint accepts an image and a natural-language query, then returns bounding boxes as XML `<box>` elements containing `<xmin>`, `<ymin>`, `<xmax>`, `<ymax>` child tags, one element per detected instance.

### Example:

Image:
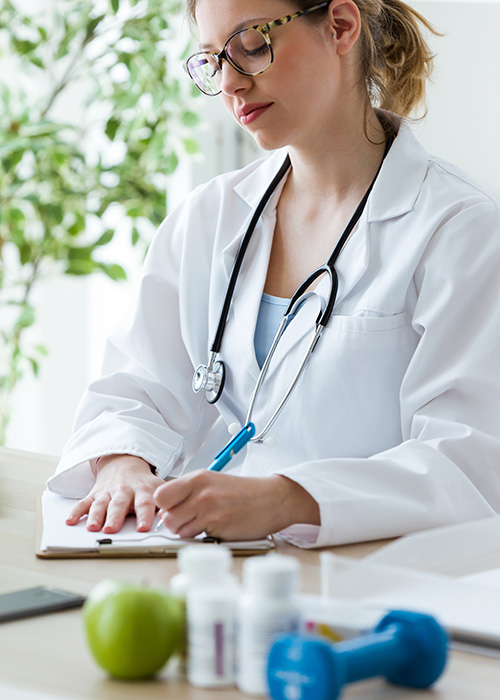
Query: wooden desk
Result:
<box><xmin>1</xmin><ymin>447</ymin><xmax>498</xmax><ymax>699</ymax></box>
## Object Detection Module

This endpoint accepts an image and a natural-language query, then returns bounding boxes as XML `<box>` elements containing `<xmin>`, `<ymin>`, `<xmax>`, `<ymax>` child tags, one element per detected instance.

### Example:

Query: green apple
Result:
<box><xmin>83</xmin><ymin>579</ymin><xmax>184</xmax><ymax>680</ymax></box>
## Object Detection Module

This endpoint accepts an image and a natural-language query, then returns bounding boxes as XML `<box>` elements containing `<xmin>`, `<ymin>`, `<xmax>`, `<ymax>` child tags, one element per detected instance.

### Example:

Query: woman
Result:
<box><xmin>48</xmin><ymin>0</ymin><xmax>500</xmax><ymax>547</ymax></box>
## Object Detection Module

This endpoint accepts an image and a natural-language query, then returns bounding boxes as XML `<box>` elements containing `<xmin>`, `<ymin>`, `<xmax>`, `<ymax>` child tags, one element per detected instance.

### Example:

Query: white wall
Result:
<box><xmin>413</xmin><ymin>1</ymin><xmax>500</xmax><ymax>199</ymax></box>
<box><xmin>5</xmin><ymin>1</ymin><xmax>500</xmax><ymax>456</ymax></box>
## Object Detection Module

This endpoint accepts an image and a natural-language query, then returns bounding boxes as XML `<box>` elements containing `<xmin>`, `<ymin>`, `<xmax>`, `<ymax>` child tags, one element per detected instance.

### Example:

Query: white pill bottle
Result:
<box><xmin>237</xmin><ymin>554</ymin><xmax>300</xmax><ymax>696</ymax></box>
<box><xmin>179</xmin><ymin>545</ymin><xmax>239</xmax><ymax>688</ymax></box>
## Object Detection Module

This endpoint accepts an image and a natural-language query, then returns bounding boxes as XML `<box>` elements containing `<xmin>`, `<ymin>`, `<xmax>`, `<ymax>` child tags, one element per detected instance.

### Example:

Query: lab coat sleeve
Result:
<box><xmin>276</xmin><ymin>199</ymin><xmax>500</xmax><ymax>548</ymax></box>
<box><xmin>47</xmin><ymin>193</ymin><xmax>219</xmax><ymax>498</ymax></box>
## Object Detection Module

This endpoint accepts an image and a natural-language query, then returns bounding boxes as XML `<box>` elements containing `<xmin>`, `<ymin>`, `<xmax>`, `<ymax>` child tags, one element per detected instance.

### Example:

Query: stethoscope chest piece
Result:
<box><xmin>192</xmin><ymin>355</ymin><xmax>225</xmax><ymax>404</ymax></box>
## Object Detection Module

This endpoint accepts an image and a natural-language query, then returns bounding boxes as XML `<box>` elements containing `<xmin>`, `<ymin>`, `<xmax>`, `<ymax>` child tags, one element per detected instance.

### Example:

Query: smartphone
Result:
<box><xmin>0</xmin><ymin>586</ymin><xmax>86</xmax><ymax>622</ymax></box>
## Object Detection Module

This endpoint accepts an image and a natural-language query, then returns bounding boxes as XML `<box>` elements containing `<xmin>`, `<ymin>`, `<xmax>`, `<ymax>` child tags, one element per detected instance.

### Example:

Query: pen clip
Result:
<box><xmin>213</xmin><ymin>422</ymin><xmax>256</xmax><ymax>460</ymax></box>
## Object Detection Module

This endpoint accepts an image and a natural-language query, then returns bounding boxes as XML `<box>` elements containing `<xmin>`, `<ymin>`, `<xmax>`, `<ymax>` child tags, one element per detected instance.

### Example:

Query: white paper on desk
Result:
<box><xmin>322</xmin><ymin>554</ymin><xmax>500</xmax><ymax>650</ymax></box>
<box><xmin>40</xmin><ymin>490</ymin><xmax>274</xmax><ymax>553</ymax></box>
<box><xmin>364</xmin><ymin>516</ymin><xmax>500</xmax><ymax>576</ymax></box>
<box><xmin>460</xmin><ymin>567</ymin><xmax>500</xmax><ymax>589</ymax></box>
<box><xmin>41</xmin><ymin>490</ymin><xmax>187</xmax><ymax>551</ymax></box>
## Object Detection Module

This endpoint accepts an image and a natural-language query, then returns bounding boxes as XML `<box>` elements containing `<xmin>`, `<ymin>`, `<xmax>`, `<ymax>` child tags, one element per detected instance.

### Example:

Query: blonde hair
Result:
<box><xmin>185</xmin><ymin>0</ymin><xmax>440</xmax><ymax>118</ymax></box>
<box><xmin>354</xmin><ymin>0</ymin><xmax>439</xmax><ymax>117</ymax></box>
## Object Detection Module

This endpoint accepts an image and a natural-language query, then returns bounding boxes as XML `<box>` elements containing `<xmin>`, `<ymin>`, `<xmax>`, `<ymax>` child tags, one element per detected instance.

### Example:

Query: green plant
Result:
<box><xmin>0</xmin><ymin>0</ymin><xmax>200</xmax><ymax>443</ymax></box>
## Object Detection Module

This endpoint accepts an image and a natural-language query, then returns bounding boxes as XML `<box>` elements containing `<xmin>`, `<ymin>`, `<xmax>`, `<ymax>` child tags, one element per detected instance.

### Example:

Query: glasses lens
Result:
<box><xmin>226</xmin><ymin>28</ymin><xmax>271</xmax><ymax>74</ymax></box>
<box><xmin>187</xmin><ymin>53</ymin><xmax>221</xmax><ymax>95</ymax></box>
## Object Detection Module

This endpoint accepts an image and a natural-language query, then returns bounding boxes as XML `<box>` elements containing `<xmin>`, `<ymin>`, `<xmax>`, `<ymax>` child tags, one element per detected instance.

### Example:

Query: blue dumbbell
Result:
<box><xmin>267</xmin><ymin>610</ymin><xmax>448</xmax><ymax>700</ymax></box>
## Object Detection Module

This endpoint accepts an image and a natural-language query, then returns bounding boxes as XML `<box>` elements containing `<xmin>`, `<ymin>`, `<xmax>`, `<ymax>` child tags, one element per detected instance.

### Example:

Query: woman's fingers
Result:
<box><xmin>66</xmin><ymin>497</ymin><xmax>93</xmax><ymax>526</ymax></box>
<box><xmin>87</xmin><ymin>494</ymin><xmax>112</xmax><ymax>531</ymax></box>
<box><xmin>155</xmin><ymin>471</ymin><xmax>220</xmax><ymax>536</ymax></box>
<box><xmin>154</xmin><ymin>475</ymin><xmax>194</xmax><ymax>511</ymax></box>
<box><xmin>101</xmin><ymin>491</ymin><xmax>133</xmax><ymax>533</ymax></box>
<box><xmin>175</xmin><ymin>515</ymin><xmax>205</xmax><ymax>539</ymax></box>
<box><xmin>133</xmin><ymin>490</ymin><xmax>157</xmax><ymax>532</ymax></box>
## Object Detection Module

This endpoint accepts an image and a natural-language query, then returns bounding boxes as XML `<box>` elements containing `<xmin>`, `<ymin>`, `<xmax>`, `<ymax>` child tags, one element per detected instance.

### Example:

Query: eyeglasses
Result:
<box><xmin>184</xmin><ymin>1</ymin><xmax>331</xmax><ymax>96</ymax></box>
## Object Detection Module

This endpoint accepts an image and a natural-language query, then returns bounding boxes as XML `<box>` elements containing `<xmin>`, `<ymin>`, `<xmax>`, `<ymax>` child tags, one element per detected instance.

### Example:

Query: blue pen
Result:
<box><xmin>207</xmin><ymin>422</ymin><xmax>256</xmax><ymax>472</ymax></box>
<box><xmin>154</xmin><ymin>422</ymin><xmax>255</xmax><ymax>531</ymax></box>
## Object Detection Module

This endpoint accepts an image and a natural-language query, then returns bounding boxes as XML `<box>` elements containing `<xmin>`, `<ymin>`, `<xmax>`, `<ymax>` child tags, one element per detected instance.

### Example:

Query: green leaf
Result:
<box><xmin>65</xmin><ymin>259</ymin><xmax>98</xmax><ymax>275</ymax></box>
<box><xmin>183</xmin><ymin>137</ymin><xmax>198</xmax><ymax>155</ymax></box>
<box><xmin>11</xmin><ymin>38</ymin><xmax>38</xmax><ymax>55</ymax></box>
<box><xmin>105</xmin><ymin>117</ymin><xmax>120</xmax><ymax>141</ymax></box>
<box><xmin>29</xmin><ymin>358</ymin><xmax>40</xmax><ymax>377</ymax></box>
<box><xmin>126</xmin><ymin>206</ymin><xmax>143</xmax><ymax>218</ymax></box>
<box><xmin>14</xmin><ymin>306</ymin><xmax>36</xmax><ymax>332</ymax></box>
<box><xmin>181</xmin><ymin>110</ymin><xmax>200</xmax><ymax>127</ymax></box>
<box><xmin>9</xmin><ymin>208</ymin><xmax>25</xmax><ymax>222</ymax></box>
<box><xmin>111</xmin><ymin>0</ymin><xmax>120</xmax><ymax>13</ymax></box>
<box><xmin>19</xmin><ymin>243</ymin><xmax>32</xmax><ymax>265</ymax></box>
<box><xmin>99</xmin><ymin>263</ymin><xmax>127</xmax><ymax>281</ymax></box>
<box><xmin>85</xmin><ymin>14</ymin><xmax>105</xmax><ymax>41</ymax></box>
<box><xmin>94</xmin><ymin>229</ymin><xmax>114</xmax><ymax>246</ymax></box>
<box><xmin>164</xmin><ymin>151</ymin><xmax>179</xmax><ymax>174</ymax></box>
<box><xmin>29</xmin><ymin>56</ymin><xmax>44</xmax><ymax>69</ymax></box>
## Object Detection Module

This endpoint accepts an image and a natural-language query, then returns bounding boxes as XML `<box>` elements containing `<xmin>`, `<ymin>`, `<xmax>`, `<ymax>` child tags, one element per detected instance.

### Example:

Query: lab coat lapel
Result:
<box><xmin>317</xmin><ymin>120</ymin><xmax>430</xmax><ymax>307</ymax></box>
<box><xmin>221</xmin><ymin>149</ymin><xmax>290</xmax><ymax>280</ymax></box>
<box><xmin>329</xmin><ymin>214</ymin><xmax>370</xmax><ymax>306</ymax></box>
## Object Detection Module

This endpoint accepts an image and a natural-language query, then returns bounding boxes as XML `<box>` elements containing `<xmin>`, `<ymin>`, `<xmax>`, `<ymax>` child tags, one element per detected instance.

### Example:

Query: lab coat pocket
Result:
<box><xmin>294</xmin><ymin>310</ymin><xmax>417</xmax><ymax>458</ymax></box>
<box><xmin>326</xmin><ymin>310</ymin><xmax>411</xmax><ymax>334</ymax></box>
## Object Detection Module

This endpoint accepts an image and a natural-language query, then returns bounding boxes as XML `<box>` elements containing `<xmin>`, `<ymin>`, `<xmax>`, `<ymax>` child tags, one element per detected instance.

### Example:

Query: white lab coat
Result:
<box><xmin>48</xmin><ymin>118</ymin><xmax>500</xmax><ymax>547</ymax></box>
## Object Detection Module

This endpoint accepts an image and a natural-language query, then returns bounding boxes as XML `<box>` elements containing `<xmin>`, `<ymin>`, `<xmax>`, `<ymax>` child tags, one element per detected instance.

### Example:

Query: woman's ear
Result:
<box><xmin>328</xmin><ymin>0</ymin><xmax>361</xmax><ymax>55</ymax></box>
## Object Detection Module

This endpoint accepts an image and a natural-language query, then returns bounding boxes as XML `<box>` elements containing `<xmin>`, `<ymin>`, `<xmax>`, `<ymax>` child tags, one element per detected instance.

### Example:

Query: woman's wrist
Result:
<box><xmin>92</xmin><ymin>454</ymin><xmax>157</xmax><ymax>477</ymax></box>
<box><xmin>269</xmin><ymin>475</ymin><xmax>321</xmax><ymax>531</ymax></box>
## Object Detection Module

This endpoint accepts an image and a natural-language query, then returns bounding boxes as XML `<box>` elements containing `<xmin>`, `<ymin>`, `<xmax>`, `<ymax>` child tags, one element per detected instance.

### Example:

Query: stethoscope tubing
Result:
<box><xmin>195</xmin><ymin>130</ymin><xmax>395</xmax><ymax>443</ymax></box>
<box><xmin>210</xmin><ymin>154</ymin><xmax>292</xmax><ymax>356</ymax></box>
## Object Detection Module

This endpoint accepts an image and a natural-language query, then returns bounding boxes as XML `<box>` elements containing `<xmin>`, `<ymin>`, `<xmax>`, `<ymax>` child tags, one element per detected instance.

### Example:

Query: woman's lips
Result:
<box><xmin>237</xmin><ymin>103</ymin><xmax>272</xmax><ymax>125</ymax></box>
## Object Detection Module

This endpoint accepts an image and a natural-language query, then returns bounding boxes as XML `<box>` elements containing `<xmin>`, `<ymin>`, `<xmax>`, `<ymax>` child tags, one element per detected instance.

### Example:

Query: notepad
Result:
<box><xmin>320</xmin><ymin>553</ymin><xmax>500</xmax><ymax>655</ymax></box>
<box><xmin>37</xmin><ymin>490</ymin><xmax>275</xmax><ymax>558</ymax></box>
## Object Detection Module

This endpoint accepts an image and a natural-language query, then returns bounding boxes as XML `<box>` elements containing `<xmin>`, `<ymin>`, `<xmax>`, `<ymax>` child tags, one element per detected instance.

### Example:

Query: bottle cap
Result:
<box><xmin>177</xmin><ymin>544</ymin><xmax>232</xmax><ymax>576</ymax></box>
<box><xmin>243</xmin><ymin>554</ymin><xmax>300</xmax><ymax>596</ymax></box>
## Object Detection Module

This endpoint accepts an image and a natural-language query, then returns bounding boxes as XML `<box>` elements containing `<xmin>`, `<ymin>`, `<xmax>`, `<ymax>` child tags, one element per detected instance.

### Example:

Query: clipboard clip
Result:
<box><xmin>96</xmin><ymin>535</ymin><xmax>222</xmax><ymax>546</ymax></box>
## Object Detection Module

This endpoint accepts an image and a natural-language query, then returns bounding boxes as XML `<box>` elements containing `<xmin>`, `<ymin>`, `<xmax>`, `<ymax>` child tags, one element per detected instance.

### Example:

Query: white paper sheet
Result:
<box><xmin>40</xmin><ymin>490</ymin><xmax>185</xmax><ymax>552</ymax></box>
<box><xmin>365</xmin><ymin>516</ymin><xmax>500</xmax><ymax>576</ymax></box>
<box><xmin>39</xmin><ymin>490</ymin><xmax>274</xmax><ymax>554</ymax></box>
<box><xmin>321</xmin><ymin>554</ymin><xmax>500</xmax><ymax>650</ymax></box>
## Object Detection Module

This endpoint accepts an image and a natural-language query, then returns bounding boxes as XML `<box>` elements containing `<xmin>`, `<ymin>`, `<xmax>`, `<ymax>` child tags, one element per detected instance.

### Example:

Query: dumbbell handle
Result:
<box><xmin>336</xmin><ymin>622</ymin><xmax>410</xmax><ymax>683</ymax></box>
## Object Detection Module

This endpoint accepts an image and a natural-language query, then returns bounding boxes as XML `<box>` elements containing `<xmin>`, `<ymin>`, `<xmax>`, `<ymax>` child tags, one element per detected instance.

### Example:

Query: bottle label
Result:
<box><xmin>188</xmin><ymin>618</ymin><xmax>235</xmax><ymax>684</ymax></box>
<box><xmin>238</xmin><ymin>613</ymin><xmax>299</xmax><ymax>693</ymax></box>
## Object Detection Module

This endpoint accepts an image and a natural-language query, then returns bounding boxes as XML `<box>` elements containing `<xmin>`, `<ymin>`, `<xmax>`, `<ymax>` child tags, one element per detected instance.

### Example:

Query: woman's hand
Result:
<box><xmin>153</xmin><ymin>470</ymin><xmax>320</xmax><ymax>541</ymax></box>
<box><xmin>65</xmin><ymin>455</ymin><xmax>164</xmax><ymax>533</ymax></box>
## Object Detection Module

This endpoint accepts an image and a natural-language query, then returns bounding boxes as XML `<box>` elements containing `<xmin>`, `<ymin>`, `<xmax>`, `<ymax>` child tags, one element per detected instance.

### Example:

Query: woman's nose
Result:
<box><xmin>219</xmin><ymin>61</ymin><xmax>253</xmax><ymax>96</ymax></box>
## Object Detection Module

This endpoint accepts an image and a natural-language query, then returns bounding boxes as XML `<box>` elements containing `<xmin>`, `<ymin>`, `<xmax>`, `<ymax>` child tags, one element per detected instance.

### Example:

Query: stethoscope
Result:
<box><xmin>193</xmin><ymin>134</ymin><xmax>394</xmax><ymax>458</ymax></box>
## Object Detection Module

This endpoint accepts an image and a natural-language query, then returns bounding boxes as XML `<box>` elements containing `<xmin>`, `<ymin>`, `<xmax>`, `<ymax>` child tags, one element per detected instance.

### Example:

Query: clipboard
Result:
<box><xmin>36</xmin><ymin>491</ymin><xmax>275</xmax><ymax>559</ymax></box>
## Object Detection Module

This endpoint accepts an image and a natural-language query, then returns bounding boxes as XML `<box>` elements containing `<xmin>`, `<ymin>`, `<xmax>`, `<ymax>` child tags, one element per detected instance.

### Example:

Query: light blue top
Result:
<box><xmin>254</xmin><ymin>293</ymin><xmax>290</xmax><ymax>369</ymax></box>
